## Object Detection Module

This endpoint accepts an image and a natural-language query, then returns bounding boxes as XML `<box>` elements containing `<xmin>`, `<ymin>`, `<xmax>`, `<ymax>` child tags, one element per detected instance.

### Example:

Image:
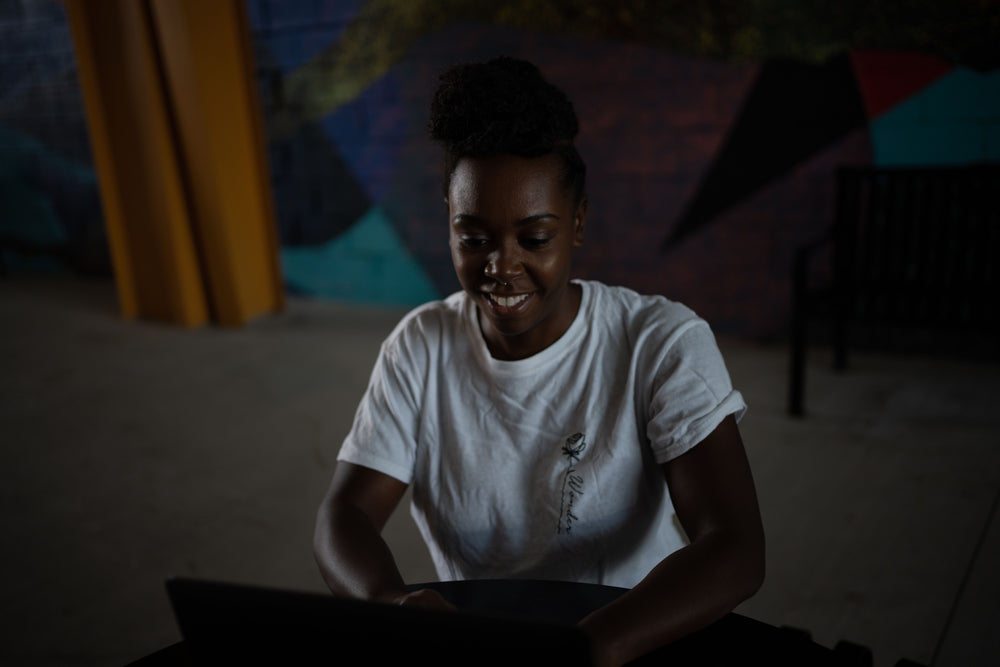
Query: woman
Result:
<box><xmin>314</xmin><ymin>56</ymin><xmax>764</xmax><ymax>667</ymax></box>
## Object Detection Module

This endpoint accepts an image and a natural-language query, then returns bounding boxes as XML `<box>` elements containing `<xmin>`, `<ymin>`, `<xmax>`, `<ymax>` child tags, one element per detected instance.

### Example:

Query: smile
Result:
<box><xmin>488</xmin><ymin>293</ymin><xmax>531</xmax><ymax>308</ymax></box>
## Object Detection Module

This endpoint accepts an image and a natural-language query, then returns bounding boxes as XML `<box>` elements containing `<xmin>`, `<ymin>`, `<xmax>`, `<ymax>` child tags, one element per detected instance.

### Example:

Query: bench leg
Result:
<box><xmin>833</xmin><ymin>316</ymin><xmax>848</xmax><ymax>371</ymax></box>
<box><xmin>788</xmin><ymin>256</ymin><xmax>808</xmax><ymax>416</ymax></box>
<box><xmin>789</xmin><ymin>312</ymin><xmax>806</xmax><ymax>416</ymax></box>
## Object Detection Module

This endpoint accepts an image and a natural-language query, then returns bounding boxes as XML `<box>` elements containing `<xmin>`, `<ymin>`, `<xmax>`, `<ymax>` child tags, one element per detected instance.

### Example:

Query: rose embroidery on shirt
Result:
<box><xmin>557</xmin><ymin>433</ymin><xmax>586</xmax><ymax>534</ymax></box>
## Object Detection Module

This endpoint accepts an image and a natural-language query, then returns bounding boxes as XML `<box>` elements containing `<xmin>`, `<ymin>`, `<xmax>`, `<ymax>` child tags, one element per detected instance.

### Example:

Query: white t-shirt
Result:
<box><xmin>337</xmin><ymin>280</ymin><xmax>746</xmax><ymax>588</ymax></box>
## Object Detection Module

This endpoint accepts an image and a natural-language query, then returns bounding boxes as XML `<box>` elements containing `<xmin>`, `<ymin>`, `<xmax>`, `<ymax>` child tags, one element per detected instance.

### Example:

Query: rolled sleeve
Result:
<box><xmin>646</xmin><ymin>321</ymin><xmax>746</xmax><ymax>464</ymax></box>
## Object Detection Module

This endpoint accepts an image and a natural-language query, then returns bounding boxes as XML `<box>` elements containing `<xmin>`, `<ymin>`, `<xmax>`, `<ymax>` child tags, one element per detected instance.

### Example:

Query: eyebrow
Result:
<box><xmin>451</xmin><ymin>213</ymin><xmax>560</xmax><ymax>225</ymax></box>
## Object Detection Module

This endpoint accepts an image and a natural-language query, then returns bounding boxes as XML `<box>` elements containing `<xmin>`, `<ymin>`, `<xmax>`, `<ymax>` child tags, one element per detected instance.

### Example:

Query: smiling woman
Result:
<box><xmin>433</xmin><ymin>58</ymin><xmax>588</xmax><ymax>361</ymax></box>
<box><xmin>313</xmin><ymin>56</ymin><xmax>765</xmax><ymax>667</ymax></box>
<box><xmin>448</xmin><ymin>153</ymin><xmax>585</xmax><ymax>360</ymax></box>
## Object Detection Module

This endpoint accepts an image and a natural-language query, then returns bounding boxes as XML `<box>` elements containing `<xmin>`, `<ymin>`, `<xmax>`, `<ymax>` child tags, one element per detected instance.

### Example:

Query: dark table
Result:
<box><xmin>413</xmin><ymin>579</ymin><xmax>840</xmax><ymax>666</ymax></box>
<box><xmin>130</xmin><ymin>578</ymin><xmax>840</xmax><ymax>666</ymax></box>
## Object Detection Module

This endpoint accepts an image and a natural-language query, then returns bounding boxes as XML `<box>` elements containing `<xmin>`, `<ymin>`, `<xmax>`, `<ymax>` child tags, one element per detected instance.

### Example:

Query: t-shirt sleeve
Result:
<box><xmin>646</xmin><ymin>319</ymin><xmax>746</xmax><ymax>464</ymax></box>
<box><xmin>336</xmin><ymin>321</ymin><xmax>426</xmax><ymax>485</ymax></box>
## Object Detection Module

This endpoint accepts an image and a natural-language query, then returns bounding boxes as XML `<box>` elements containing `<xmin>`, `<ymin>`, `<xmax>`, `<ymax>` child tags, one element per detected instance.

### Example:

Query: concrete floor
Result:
<box><xmin>2</xmin><ymin>276</ymin><xmax>998</xmax><ymax>667</ymax></box>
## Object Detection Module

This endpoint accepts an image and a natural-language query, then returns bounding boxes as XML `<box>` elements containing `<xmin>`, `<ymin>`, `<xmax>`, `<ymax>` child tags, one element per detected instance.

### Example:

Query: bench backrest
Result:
<box><xmin>833</xmin><ymin>165</ymin><xmax>999</xmax><ymax>331</ymax></box>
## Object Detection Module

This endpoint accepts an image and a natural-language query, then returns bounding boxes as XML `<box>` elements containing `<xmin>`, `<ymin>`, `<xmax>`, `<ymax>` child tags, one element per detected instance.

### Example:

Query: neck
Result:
<box><xmin>479</xmin><ymin>282</ymin><xmax>581</xmax><ymax>361</ymax></box>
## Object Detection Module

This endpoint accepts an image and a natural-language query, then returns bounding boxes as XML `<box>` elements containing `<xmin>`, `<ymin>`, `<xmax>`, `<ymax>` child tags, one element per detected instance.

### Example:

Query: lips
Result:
<box><xmin>490</xmin><ymin>293</ymin><xmax>529</xmax><ymax>308</ymax></box>
<box><xmin>485</xmin><ymin>292</ymin><xmax>533</xmax><ymax>314</ymax></box>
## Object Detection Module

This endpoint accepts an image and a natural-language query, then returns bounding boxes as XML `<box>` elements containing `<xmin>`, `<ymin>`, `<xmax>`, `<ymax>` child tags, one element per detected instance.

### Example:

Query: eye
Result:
<box><xmin>521</xmin><ymin>236</ymin><xmax>552</xmax><ymax>249</ymax></box>
<box><xmin>458</xmin><ymin>236</ymin><xmax>488</xmax><ymax>249</ymax></box>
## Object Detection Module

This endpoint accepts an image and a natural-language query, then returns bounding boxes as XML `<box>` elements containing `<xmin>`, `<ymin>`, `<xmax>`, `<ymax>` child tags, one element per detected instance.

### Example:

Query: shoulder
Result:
<box><xmin>581</xmin><ymin>280</ymin><xmax>706</xmax><ymax>346</ymax></box>
<box><xmin>380</xmin><ymin>292</ymin><xmax>469</xmax><ymax>360</ymax></box>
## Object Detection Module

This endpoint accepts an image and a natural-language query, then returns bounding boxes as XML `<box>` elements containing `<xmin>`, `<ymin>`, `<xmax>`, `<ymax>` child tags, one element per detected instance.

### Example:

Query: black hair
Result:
<box><xmin>428</xmin><ymin>56</ymin><xmax>587</xmax><ymax>206</ymax></box>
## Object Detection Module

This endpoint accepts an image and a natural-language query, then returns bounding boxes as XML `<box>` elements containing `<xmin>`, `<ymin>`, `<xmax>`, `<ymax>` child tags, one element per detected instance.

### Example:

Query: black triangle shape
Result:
<box><xmin>663</xmin><ymin>53</ymin><xmax>867</xmax><ymax>249</ymax></box>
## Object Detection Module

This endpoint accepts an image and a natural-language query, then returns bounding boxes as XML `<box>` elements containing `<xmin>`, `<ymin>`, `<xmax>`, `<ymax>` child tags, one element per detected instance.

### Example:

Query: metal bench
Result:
<box><xmin>788</xmin><ymin>164</ymin><xmax>1000</xmax><ymax>416</ymax></box>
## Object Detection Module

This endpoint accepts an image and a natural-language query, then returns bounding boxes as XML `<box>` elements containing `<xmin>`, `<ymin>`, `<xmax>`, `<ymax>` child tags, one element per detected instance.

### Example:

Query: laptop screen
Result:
<box><xmin>166</xmin><ymin>577</ymin><xmax>594</xmax><ymax>666</ymax></box>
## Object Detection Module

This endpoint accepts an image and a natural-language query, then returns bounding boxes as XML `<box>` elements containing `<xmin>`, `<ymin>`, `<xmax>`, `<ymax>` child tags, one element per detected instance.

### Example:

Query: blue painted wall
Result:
<box><xmin>0</xmin><ymin>0</ymin><xmax>106</xmax><ymax>275</ymax></box>
<box><xmin>872</xmin><ymin>68</ymin><xmax>1000</xmax><ymax>165</ymax></box>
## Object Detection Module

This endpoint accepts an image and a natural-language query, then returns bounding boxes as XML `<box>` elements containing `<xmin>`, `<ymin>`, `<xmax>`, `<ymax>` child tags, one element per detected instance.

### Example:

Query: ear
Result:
<box><xmin>573</xmin><ymin>195</ymin><xmax>587</xmax><ymax>247</ymax></box>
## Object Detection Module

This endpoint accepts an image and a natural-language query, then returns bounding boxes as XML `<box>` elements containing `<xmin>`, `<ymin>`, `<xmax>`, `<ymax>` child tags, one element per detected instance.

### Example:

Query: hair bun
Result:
<box><xmin>428</xmin><ymin>56</ymin><xmax>579</xmax><ymax>158</ymax></box>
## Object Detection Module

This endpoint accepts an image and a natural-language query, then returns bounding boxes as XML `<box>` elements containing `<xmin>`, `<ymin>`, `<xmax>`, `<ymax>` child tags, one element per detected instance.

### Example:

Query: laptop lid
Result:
<box><xmin>166</xmin><ymin>577</ymin><xmax>593</xmax><ymax>666</ymax></box>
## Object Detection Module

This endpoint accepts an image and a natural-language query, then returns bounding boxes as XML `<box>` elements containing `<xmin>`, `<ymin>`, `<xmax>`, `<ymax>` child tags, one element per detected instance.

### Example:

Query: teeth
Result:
<box><xmin>491</xmin><ymin>293</ymin><xmax>529</xmax><ymax>308</ymax></box>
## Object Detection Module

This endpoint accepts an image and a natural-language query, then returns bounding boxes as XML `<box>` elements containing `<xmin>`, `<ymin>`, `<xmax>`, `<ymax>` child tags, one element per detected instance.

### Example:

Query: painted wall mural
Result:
<box><xmin>0</xmin><ymin>0</ymin><xmax>107</xmax><ymax>275</ymax></box>
<box><xmin>1</xmin><ymin>0</ymin><xmax>997</xmax><ymax>337</ymax></box>
<box><xmin>247</xmin><ymin>0</ymin><xmax>1000</xmax><ymax>338</ymax></box>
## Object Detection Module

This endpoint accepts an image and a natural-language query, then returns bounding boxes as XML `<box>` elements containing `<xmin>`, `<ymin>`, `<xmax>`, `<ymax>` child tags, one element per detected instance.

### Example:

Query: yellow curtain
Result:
<box><xmin>66</xmin><ymin>0</ymin><xmax>283</xmax><ymax>327</ymax></box>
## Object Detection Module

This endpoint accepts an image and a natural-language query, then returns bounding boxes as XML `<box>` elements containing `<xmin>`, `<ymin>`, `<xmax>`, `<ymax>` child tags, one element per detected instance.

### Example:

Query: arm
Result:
<box><xmin>579</xmin><ymin>415</ymin><xmax>765</xmax><ymax>666</ymax></box>
<box><xmin>313</xmin><ymin>462</ymin><xmax>453</xmax><ymax>609</ymax></box>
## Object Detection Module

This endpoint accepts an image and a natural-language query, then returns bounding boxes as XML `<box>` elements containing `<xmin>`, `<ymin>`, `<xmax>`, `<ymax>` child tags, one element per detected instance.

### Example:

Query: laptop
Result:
<box><xmin>166</xmin><ymin>577</ymin><xmax>594</xmax><ymax>665</ymax></box>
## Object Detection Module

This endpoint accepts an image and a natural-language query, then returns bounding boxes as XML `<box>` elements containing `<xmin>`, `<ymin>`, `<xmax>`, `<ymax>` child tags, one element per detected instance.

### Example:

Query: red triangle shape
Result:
<box><xmin>848</xmin><ymin>50</ymin><xmax>954</xmax><ymax>119</ymax></box>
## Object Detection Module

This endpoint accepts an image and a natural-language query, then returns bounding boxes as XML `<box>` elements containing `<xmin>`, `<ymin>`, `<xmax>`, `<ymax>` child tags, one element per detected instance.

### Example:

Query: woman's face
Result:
<box><xmin>448</xmin><ymin>153</ymin><xmax>586</xmax><ymax>360</ymax></box>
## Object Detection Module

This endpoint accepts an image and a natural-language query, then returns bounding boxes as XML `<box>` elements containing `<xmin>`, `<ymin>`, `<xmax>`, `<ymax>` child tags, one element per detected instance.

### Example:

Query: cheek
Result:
<box><xmin>449</xmin><ymin>248</ymin><xmax>476</xmax><ymax>286</ymax></box>
<box><xmin>524</xmin><ymin>256</ymin><xmax>565</xmax><ymax>290</ymax></box>
<box><xmin>538</xmin><ymin>244</ymin><xmax>574</xmax><ymax>279</ymax></box>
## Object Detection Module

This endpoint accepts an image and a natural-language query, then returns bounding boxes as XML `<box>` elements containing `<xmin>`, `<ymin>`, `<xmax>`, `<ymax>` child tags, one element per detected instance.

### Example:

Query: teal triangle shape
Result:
<box><xmin>281</xmin><ymin>207</ymin><xmax>441</xmax><ymax>306</ymax></box>
<box><xmin>871</xmin><ymin>68</ymin><xmax>1000</xmax><ymax>165</ymax></box>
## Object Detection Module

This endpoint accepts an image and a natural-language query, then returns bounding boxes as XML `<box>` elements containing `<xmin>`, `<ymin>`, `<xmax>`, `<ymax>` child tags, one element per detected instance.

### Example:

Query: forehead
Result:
<box><xmin>448</xmin><ymin>154</ymin><xmax>570</xmax><ymax>215</ymax></box>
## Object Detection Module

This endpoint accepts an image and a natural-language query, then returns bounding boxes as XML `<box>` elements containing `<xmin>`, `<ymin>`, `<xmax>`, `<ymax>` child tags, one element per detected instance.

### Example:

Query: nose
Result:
<box><xmin>484</xmin><ymin>243</ymin><xmax>523</xmax><ymax>285</ymax></box>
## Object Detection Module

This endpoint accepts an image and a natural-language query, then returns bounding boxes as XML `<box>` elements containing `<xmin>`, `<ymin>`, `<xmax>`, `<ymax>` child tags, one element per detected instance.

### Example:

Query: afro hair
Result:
<box><xmin>428</xmin><ymin>57</ymin><xmax>586</xmax><ymax>203</ymax></box>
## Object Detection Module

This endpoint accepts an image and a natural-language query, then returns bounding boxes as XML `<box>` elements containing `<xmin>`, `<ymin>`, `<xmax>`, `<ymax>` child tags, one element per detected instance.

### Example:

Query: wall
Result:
<box><xmin>0</xmin><ymin>0</ymin><xmax>106</xmax><ymax>275</ymax></box>
<box><xmin>246</xmin><ymin>0</ymin><xmax>1000</xmax><ymax>338</ymax></box>
<box><xmin>2</xmin><ymin>0</ymin><xmax>998</xmax><ymax>337</ymax></box>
